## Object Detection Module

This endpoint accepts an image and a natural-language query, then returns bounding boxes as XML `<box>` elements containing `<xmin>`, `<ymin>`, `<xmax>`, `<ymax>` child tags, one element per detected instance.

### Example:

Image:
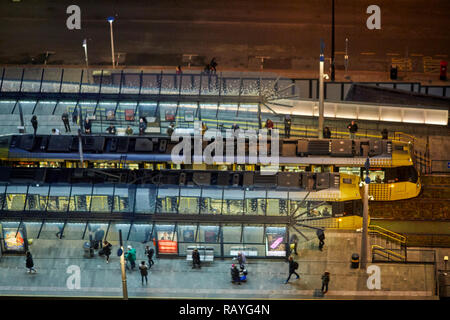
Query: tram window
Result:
<box><xmin>369</xmin><ymin>170</ymin><xmax>385</xmax><ymax>183</ymax></box>
<box><xmin>339</xmin><ymin>167</ymin><xmax>360</xmax><ymax>176</ymax></box>
<box><xmin>342</xmin><ymin>178</ymin><xmax>353</xmax><ymax>184</ymax></box>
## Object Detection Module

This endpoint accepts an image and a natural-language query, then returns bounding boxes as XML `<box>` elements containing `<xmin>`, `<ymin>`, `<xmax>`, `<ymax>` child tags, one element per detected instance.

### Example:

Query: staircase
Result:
<box><xmin>369</xmin><ymin>225</ymin><xmax>407</xmax><ymax>262</ymax></box>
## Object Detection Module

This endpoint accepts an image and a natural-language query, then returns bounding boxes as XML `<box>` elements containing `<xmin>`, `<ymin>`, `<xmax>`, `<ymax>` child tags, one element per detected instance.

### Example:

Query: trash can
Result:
<box><xmin>351</xmin><ymin>253</ymin><xmax>359</xmax><ymax>268</ymax></box>
<box><xmin>83</xmin><ymin>241</ymin><xmax>94</xmax><ymax>258</ymax></box>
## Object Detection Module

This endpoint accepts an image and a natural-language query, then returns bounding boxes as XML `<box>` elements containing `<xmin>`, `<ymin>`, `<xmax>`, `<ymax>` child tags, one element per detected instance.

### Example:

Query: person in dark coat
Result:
<box><xmin>62</xmin><ymin>112</ymin><xmax>71</xmax><ymax>132</ymax></box>
<box><xmin>139</xmin><ymin>261</ymin><xmax>149</xmax><ymax>285</ymax></box>
<box><xmin>192</xmin><ymin>248</ymin><xmax>201</xmax><ymax>269</ymax></box>
<box><xmin>231</xmin><ymin>264</ymin><xmax>241</xmax><ymax>285</ymax></box>
<box><xmin>321</xmin><ymin>271</ymin><xmax>330</xmax><ymax>294</ymax></box>
<box><xmin>285</xmin><ymin>256</ymin><xmax>300</xmax><ymax>284</ymax></box>
<box><xmin>347</xmin><ymin>120</ymin><xmax>358</xmax><ymax>139</ymax></box>
<box><xmin>381</xmin><ymin>128</ymin><xmax>388</xmax><ymax>140</ymax></box>
<box><xmin>30</xmin><ymin>115</ymin><xmax>38</xmax><ymax>136</ymax></box>
<box><xmin>106</xmin><ymin>125</ymin><xmax>116</xmax><ymax>135</ymax></box>
<box><xmin>26</xmin><ymin>251</ymin><xmax>36</xmax><ymax>273</ymax></box>
<box><xmin>317</xmin><ymin>228</ymin><xmax>325</xmax><ymax>251</ymax></box>
<box><xmin>284</xmin><ymin>115</ymin><xmax>292</xmax><ymax>138</ymax></box>
<box><xmin>323</xmin><ymin>126</ymin><xmax>332</xmax><ymax>139</ymax></box>
<box><xmin>103</xmin><ymin>241</ymin><xmax>112</xmax><ymax>263</ymax></box>
<box><xmin>84</xmin><ymin>118</ymin><xmax>92</xmax><ymax>134</ymax></box>
<box><xmin>237</xmin><ymin>252</ymin><xmax>246</xmax><ymax>268</ymax></box>
<box><xmin>139</xmin><ymin>118</ymin><xmax>147</xmax><ymax>135</ymax></box>
<box><xmin>145</xmin><ymin>246</ymin><xmax>155</xmax><ymax>268</ymax></box>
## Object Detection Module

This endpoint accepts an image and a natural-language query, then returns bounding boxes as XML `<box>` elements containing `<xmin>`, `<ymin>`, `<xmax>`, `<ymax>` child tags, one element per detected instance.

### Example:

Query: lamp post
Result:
<box><xmin>360</xmin><ymin>157</ymin><xmax>371</xmax><ymax>269</ymax></box>
<box><xmin>318</xmin><ymin>40</ymin><xmax>325</xmax><ymax>139</ymax></box>
<box><xmin>331</xmin><ymin>0</ymin><xmax>335</xmax><ymax>81</ymax></box>
<box><xmin>82</xmin><ymin>39</ymin><xmax>89</xmax><ymax>83</ymax></box>
<box><xmin>118</xmin><ymin>230</ymin><xmax>128</xmax><ymax>300</ymax></box>
<box><xmin>107</xmin><ymin>16</ymin><xmax>116</xmax><ymax>69</ymax></box>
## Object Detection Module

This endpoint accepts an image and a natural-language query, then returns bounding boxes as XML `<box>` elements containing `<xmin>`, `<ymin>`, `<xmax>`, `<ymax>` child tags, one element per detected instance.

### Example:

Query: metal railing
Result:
<box><xmin>371</xmin><ymin>245</ymin><xmax>406</xmax><ymax>262</ymax></box>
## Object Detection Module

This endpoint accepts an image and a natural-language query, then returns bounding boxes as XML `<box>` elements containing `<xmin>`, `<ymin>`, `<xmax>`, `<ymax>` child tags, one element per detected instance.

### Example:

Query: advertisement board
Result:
<box><xmin>1</xmin><ymin>227</ymin><xmax>28</xmax><ymax>254</ymax></box>
<box><xmin>265</xmin><ymin>230</ymin><xmax>286</xmax><ymax>257</ymax></box>
<box><xmin>157</xmin><ymin>230</ymin><xmax>178</xmax><ymax>254</ymax></box>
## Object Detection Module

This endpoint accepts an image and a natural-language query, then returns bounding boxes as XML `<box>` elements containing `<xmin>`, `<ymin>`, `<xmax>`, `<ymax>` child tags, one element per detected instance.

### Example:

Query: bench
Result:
<box><xmin>230</xmin><ymin>246</ymin><xmax>259</xmax><ymax>257</ymax></box>
<box><xmin>186</xmin><ymin>246</ymin><xmax>214</xmax><ymax>262</ymax></box>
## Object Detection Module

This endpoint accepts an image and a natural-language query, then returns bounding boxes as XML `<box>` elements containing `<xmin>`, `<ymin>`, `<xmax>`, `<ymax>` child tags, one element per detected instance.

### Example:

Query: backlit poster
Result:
<box><xmin>157</xmin><ymin>230</ymin><xmax>178</xmax><ymax>254</ymax></box>
<box><xmin>2</xmin><ymin>227</ymin><xmax>28</xmax><ymax>254</ymax></box>
<box><xmin>265</xmin><ymin>228</ymin><xmax>286</xmax><ymax>257</ymax></box>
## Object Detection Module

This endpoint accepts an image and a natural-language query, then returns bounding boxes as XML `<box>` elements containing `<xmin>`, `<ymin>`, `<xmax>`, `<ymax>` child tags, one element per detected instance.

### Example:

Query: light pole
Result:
<box><xmin>107</xmin><ymin>16</ymin><xmax>116</xmax><ymax>69</ymax></box>
<box><xmin>82</xmin><ymin>39</ymin><xmax>89</xmax><ymax>83</ymax></box>
<box><xmin>331</xmin><ymin>0</ymin><xmax>335</xmax><ymax>81</ymax></box>
<box><xmin>360</xmin><ymin>157</ymin><xmax>371</xmax><ymax>269</ymax></box>
<box><xmin>318</xmin><ymin>40</ymin><xmax>325</xmax><ymax>139</ymax></box>
<box><xmin>344</xmin><ymin>38</ymin><xmax>349</xmax><ymax>73</ymax></box>
<box><xmin>118</xmin><ymin>230</ymin><xmax>128</xmax><ymax>300</ymax></box>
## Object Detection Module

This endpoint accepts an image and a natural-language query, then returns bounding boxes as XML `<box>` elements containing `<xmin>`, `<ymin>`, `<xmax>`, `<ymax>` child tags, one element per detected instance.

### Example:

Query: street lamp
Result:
<box><xmin>82</xmin><ymin>39</ymin><xmax>89</xmax><ymax>82</ymax></box>
<box><xmin>318</xmin><ymin>40</ymin><xmax>325</xmax><ymax>138</ymax></box>
<box><xmin>107</xmin><ymin>16</ymin><xmax>116</xmax><ymax>69</ymax></box>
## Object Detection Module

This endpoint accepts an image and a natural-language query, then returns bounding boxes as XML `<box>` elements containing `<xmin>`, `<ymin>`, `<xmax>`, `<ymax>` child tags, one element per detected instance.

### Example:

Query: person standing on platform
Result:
<box><xmin>317</xmin><ymin>228</ymin><xmax>325</xmax><ymax>251</ymax></box>
<box><xmin>125</xmin><ymin>245</ymin><xmax>136</xmax><ymax>270</ymax></box>
<box><xmin>139</xmin><ymin>261</ymin><xmax>149</xmax><ymax>285</ymax></box>
<box><xmin>381</xmin><ymin>128</ymin><xmax>388</xmax><ymax>140</ymax></box>
<box><xmin>72</xmin><ymin>108</ymin><xmax>78</xmax><ymax>124</ymax></box>
<box><xmin>103</xmin><ymin>241</ymin><xmax>112</xmax><ymax>264</ymax></box>
<box><xmin>284</xmin><ymin>115</ymin><xmax>292</xmax><ymax>138</ymax></box>
<box><xmin>26</xmin><ymin>251</ymin><xmax>36</xmax><ymax>274</ymax></box>
<box><xmin>62</xmin><ymin>112</ymin><xmax>71</xmax><ymax>132</ymax></box>
<box><xmin>323</xmin><ymin>126</ymin><xmax>332</xmax><ymax>139</ymax></box>
<box><xmin>231</xmin><ymin>264</ymin><xmax>241</xmax><ymax>285</ymax></box>
<box><xmin>176</xmin><ymin>65</ymin><xmax>182</xmax><ymax>75</ymax></box>
<box><xmin>31</xmin><ymin>115</ymin><xmax>38</xmax><ymax>136</ymax></box>
<box><xmin>145</xmin><ymin>246</ymin><xmax>155</xmax><ymax>268</ymax></box>
<box><xmin>84</xmin><ymin>118</ymin><xmax>92</xmax><ymax>134</ymax></box>
<box><xmin>139</xmin><ymin>117</ymin><xmax>147</xmax><ymax>135</ymax></box>
<box><xmin>265</xmin><ymin>118</ymin><xmax>274</xmax><ymax>132</ymax></box>
<box><xmin>347</xmin><ymin>120</ymin><xmax>358</xmax><ymax>139</ymax></box>
<box><xmin>321</xmin><ymin>271</ymin><xmax>330</xmax><ymax>294</ymax></box>
<box><xmin>285</xmin><ymin>256</ymin><xmax>300</xmax><ymax>284</ymax></box>
<box><xmin>192</xmin><ymin>248</ymin><xmax>201</xmax><ymax>269</ymax></box>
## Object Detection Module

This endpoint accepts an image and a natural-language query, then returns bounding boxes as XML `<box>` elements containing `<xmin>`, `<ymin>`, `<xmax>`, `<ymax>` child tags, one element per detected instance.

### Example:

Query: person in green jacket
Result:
<box><xmin>125</xmin><ymin>245</ymin><xmax>136</xmax><ymax>270</ymax></box>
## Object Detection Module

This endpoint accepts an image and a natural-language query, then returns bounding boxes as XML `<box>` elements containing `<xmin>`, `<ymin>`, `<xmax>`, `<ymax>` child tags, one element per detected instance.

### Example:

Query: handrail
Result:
<box><xmin>393</xmin><ymin>131</ymin><xmax>416</xmax><ymax>144</ymax></box>
<box><xmin>368</xmin><ymin>225</ymin><xmax>406</xmax><ymax>244</ymax></box>
<box><xmin>371</xmin><ymin>245</ymin><xmax>406</xmax><ymax>261</ymax></box>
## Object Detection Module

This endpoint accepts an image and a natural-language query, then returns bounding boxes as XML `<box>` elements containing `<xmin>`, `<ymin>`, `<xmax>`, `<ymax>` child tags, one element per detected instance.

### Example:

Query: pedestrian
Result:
<box><xmin>323</xmin><ymin>126</ymin><xmax>332</xmax><ymax>139</ymax></box>
<box><xmin>265</xmin><ymin>118</ymin><xmax>274</xmax><ymax>132</ymax></box>
<box><xmin>139</xmin><ymin>117</ymin><xmax>147</xmax><ymax>135</ymax></box>
<box><xmin>176</xmin><ymin>65</ymin><xmax>182</xmax><ymax>75</ymax></box>
<box><xmin>145</xmin><ymin>246</ymin><xmax>155</xmax><ymax>268</ymax></box>
<box><xmin>84</xmin><ymin>118</ymin><xmax>92</xmax><ymax>134</ymax></box>
<box><xmin>284</xmin><ymin>115</ymin><xmax>292</xmax><ymax>138</ymax></box>
<box><xmin>26</xmin><ymin>251</ymin><xmax>36</xmax><ymax>274</ymax></box>
<box><xmin>94</xmin><ymin>228</ymin><xmax>105</xmax><ymax>249</ymax></box>
<box><xmin>126</xmin><ymin>126</ymin><xmax>133</xmax><ymax>135</ymax></box>
<box><xmin>125</xmin><ymin>245</ymin><xmax>136</xmax><ymax>270</ymax></box>
<box><xmin>31</xmin><ymin>115</ymin><xmax>38</xmax><ymax>136</ymax></box>
<box><xmin>192</xmin><ymin>248</ymin><xmax>201</xmax><ymax>269</ymax></box>
<box><xmin>201</xmin><ymin>122</ymin><xmax>208</xmax><ymax>136</ymax></box>
<box><xmin>285</xmin><ymin>256</ymin><xmax>300</xmax><ymax>284</ymax></box>
<box><xmin>55</xmin><ymin>225</ymin><xmax>64</xmax><ymax>238</ymax></box>
<box><xmin>290</xmin><ymin>234</ymin><xmax>298</xmax><ymax>255</ymax></box>
<box><xmin>210</xmin><ymin>57</ymin><xmax>217</xmax><ymax>73</ymax></box>
<box><xmin>321</xmin><ymin>271</ymin><xmax>330</xmax><ymax>294</ymax></box>
<box><xmin>167</xmin><ymin>122</ymin><xmax>175</xmax><ymax>137</ymax></box>
<box><xmin>317</xmin><ymin>228</ymin><xmax>325</xmax><ymax>251</ymax></box>
<box><xmin>204</xmin><ymin>64</ymin><xmax>211</xmax><ymax>75</ymax></box>
<box><xmin>231</xmin><ymin>123</ymin><xmax>240</xmax><ymax>132</ymax></box>
<box><xmin>231</xmin><ymin>264</ymin><xmax>241</xmax><ymax>285</ymax></box>
<box><xmin>237</xmin><ymin>251</ymin><xmax>246</xmax><ymax>268</ymax></box>
<box><xmin>347</xmin><ymin>120</ymin><xmax>358</xmax><ymax>139</ymax></box>
<box><xmin>103</xmin><ymin>240</ymin><xmax>112</xmax><ymax>263</ymax></box>
<box><xmin>62</xmin><ymin>112</ymin><xmax>71</xmax><ymax>132</ymax></box>
<box><xmin>381</xmin><ymin>128</ymin><xmax>388</xmax><ymax>140</ymax></box>
<box><xmin>72</xmin><ymin>108</ymin><xmax>78</xmax><ymax>124</ymax></box>
<box><xmin>139</xmin><ymin>261</ymin><xmax>149</xmax><ymax>285</ymax></box>
<box><xmin>51</xmin><ymin>128</ymin><xmax>61</xmax><ymax>135</ymax></box>
<box><xmin>106</xmin><ymin>124</ymin><xmax>116</xmax><ymax>135</ymax></box>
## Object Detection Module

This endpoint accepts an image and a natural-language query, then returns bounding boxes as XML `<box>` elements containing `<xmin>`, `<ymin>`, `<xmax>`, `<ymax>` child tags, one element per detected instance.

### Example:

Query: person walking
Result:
<box><xmin>84</xmin><ymin>118</ymin><xmax>92</xmax><ymax>134</ymax></box>
<box><xmin>26</xmin><ymin>251</ymin><xmax>36</xmax><ymax>274</ymax></box>
<box><xmin>139</xmin><ymin>117</ymin><xmax>147</xmax><ymax>135</ymax></box>
<box><xmin>192</xmin><ymin>248</ymin><xmax>201</xmax><ymax>269</ymax></box>
<box><xmin>125</xmin><ymin>245</ymin><xmax>136</xmax><ymax>270</ymax></box>
<box><xmin>323</xmin><ymin>126</ymin><xmax>332</xmax><ymax>139</ymax></box>
<box><xmin>285</xmin><ymin>256</ymin><xmax>300</xmax><ymax>284</ymax></box>
<box><xmin>381</xmin><ymin>128</ymin><xmax>388</xmax><ymax>140</ymax></box>
<box><xmin>210</xmin><ymin>57</ymin><xmax>218</xmax><ymax>74</ymax></box>
<box><xmin>321</xmin><ymin>271</ymin><xmax>330</xmax><ymax>294</ymax></box>
<box><xmin>317</xmin><ymin>228</ymin><xmax>325</xmax><ymax>251</ymax></box>
<box><xmin>145</xmin><ymin>246</ymin><xmax>155</xmax><ymax>268</ymax></box>
<box><xmin>284</xmin><ymin>115</ymin><xmax>292</xmax><ymax>138</ymax></box>
<box><xmin>30</xmin><ymin>115</ymin><xmax>38</xmax><ymax>136</ymax></box>
<box><xmin>231</xmin><ymin>264</ymin><xmax>241</xmax><ymax>285</ymax></box>
<box><xmin>103</xmin><ymin>240</ymin><xmax>112</xmax><ymax>263</ymax></box>
<box><xmin>176</xmin><ymin>65</ymin><xmax>182</xmax><ymax>75</ymax></box>
<box><xmin>167</xmin><ymin>122</ymin><xmax>175</xmax><ymax>138</ymax></box>
<box><xmin>347</xmin><ymin>120</ymin><xmax>358</xmax><ymax>139</ymax></box>
<box><xmin>139</xmin><ymin>261</ymin><xmax>149</xmax><ymax>285</ymax></box>
<box><xmin>265</xmin><ymin>118</ymin><xmax>274</xmax><ymax>132</ymax></box>
<box><xmin>236</xmin><ymin>252</ymin><xmax>246</xmax><ymax>268</ymax></box>
<box><xmin>62</xmin><ymin>112</ymin><xmax>71</xmax><ymax>132</ymax></box>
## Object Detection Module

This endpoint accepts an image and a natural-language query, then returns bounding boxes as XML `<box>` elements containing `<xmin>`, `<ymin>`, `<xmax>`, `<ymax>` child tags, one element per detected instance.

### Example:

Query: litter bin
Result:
<box><xmin>351</xmin><ymin>253</ymin><xmax>359</xmax><ymax>268</ymax></box>
<box><xmin>83</xmin><ymin>241</ymin><xmax>94</xmax><ymax>258</ymax></box>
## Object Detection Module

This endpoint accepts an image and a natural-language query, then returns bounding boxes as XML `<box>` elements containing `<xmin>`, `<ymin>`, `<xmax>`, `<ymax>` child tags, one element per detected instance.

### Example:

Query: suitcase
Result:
<box><xmin>98</xmin><ymin>249</ymin><xmax>105</xmax><ymax>256</ymax></box>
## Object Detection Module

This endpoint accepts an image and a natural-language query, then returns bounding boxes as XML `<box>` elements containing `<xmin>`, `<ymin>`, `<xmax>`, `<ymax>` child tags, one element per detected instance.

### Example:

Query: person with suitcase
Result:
<box><xmin>285</xmin><ymin>256</ymin><xmax>300</xmax><ymax>284</ymax></box>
